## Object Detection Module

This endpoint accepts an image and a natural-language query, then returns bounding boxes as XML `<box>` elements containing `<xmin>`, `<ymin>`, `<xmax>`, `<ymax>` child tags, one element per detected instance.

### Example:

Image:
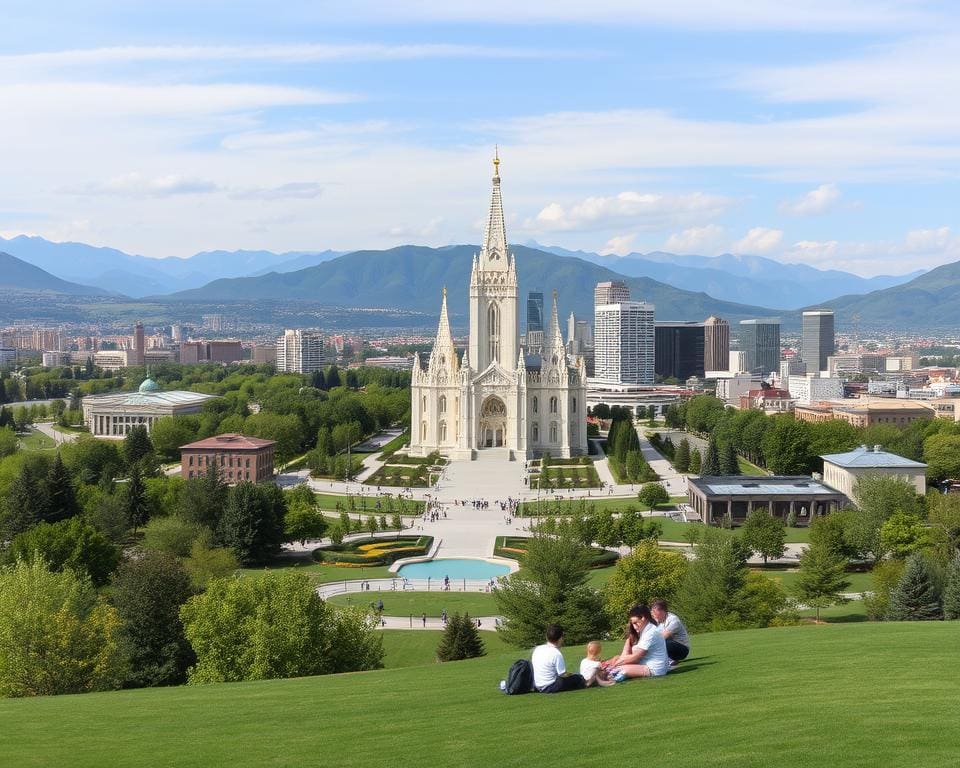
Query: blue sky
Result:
<box><xmin>1</xmin><ymin>0</ymin><xmax>959</xmax><ymax>275</ymax></box>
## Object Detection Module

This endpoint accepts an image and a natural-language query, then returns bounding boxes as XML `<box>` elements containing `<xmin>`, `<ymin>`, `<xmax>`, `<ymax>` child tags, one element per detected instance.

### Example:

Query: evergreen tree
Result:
<box><xmin>123</xmin><ymin>424</ymin><xmax>154</xmax><ymax>469</ymax></box>
<box><xmin>325</xmin><ymin>364</ymin><xmax>342</xmax><ymax>389</ymax></box>
<box><xmin>625</xmin><ymin>450</ymin><xmax>641</xmax><ymax>483</ymax></box>
<box><xmin>179</xmin><ymin>460</ymin><xmax>228</xmax><ymax>530</ymax></box>
<box><xmin>688</xmin><ymin>448</ymin><xmax>702</xmax><ymax>474</ymax></box>
<box><xmin>674</xmin><ymin>438</ymin><xmax>691</xmax><ymax>472</ymax></box>
<box><xmin>44</xmin><ymin>452</ymin><xmax>80</xmax><ymax>524</ymax></box>
<box><xmin>887</xmin><ymin>552</ymin><xmax>942</xmax><ymax>621</ymax></box>
<box><xmin>124</xmin><ymin>464</ymin><xmax>150</xmax><ymax>532</ymax></box>
<box><xmin>3</xmin><ymin>460</ymin><xmax>50</xmax><ymax>537</ymax></box>
<box><xmin>217</xmin><ymin>482</ymin><xmax>287</xmax><ymax>566</ymax></box>
<box><xmin>436</xmin><ymin>613</ymin><xmax>486</xmax><ymax>662</ymax></box>
<box><xmin>701</xmin><ymin>435</ymin><xmax>721</xmax><ymax>476</ymax></box>
<box><xmin>310</xmin><ymin>369</ymin><xmax>326</xmax><ymax>389</ymax></box>
<box><xmin>943</xmin><ymin>558</ymin><xmax>960</xmax><ymax>620</ymax></box>
<box><xmin>720</xmin><ymin>442</ymin><xmax>740</xmax><ymax>476</ymax></box>
<box><xmin>792</xmin><ymin>540</ymin><xmax>850</xmax><ymax>622</ymax></box>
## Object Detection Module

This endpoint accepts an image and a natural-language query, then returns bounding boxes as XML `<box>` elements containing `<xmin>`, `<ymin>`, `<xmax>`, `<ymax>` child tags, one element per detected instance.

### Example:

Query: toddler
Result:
<box><xmin>579</xmin><ymin>641</ymin><xmax>615</xmax><ymax>687</ymax></box>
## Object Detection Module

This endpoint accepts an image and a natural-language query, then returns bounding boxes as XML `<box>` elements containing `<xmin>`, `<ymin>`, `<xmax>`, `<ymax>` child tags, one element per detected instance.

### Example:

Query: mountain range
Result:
<box><xmin>0</xmin><ymin>252</ymin><xmax>111</xmax><ymax>296</ymax></box>
<box><xmin>0</xmin><ymin>235</ymin><xmax>343</xmax><ymax>296</ymax></box>
<box><xmin>163</xmin><ymin>244</ymin><xmax>783</xmax><ymax>323</ymax></box>
<box><xmin>532</xmin><ymin>243</ymin><xmax>922</xmax><ymax>309</ymax></box>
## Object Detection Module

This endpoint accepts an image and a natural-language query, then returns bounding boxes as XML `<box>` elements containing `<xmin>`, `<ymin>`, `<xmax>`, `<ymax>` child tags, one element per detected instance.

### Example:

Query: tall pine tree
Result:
<box><xmin>44</xmin><ymin>452</ymin><xmax>80</xmax><ymax>524</ymax></box>
<box><xmin>674</xmin><ymin>438</ymin><xmax>691</xmax><ymax>472</ymax></box>
<box><xmin>124</xmin><ymin>464</ymin><xmax>150</xmax><ymax>532</ymax></box>
<box><xmin>792</xmin><ymin>540</ymin><xmax>850</xmax><ymax>622</ymax></box>
<box><xmin>887</xmin><ymin>552</ymin><xmax>942</xmax><ymax>621</ymax></box>
<box><xmin>941</xmin><ymin>557</ymin><xmax>960</xmax><ymax>620</ymax></box>
<box><xmin>701</xmin><ymin>435</ymin><xmax>721</xmax><ymax>476</ymax></box>
<box><xmin>436</xmin><ymin>613</ymin><xmax>485</xmax><ymax>662</ymax></box>
<box><xmin>720</xmin><ymin>442</ymin><xmax>740</xmax><ymax>476</ymax></box>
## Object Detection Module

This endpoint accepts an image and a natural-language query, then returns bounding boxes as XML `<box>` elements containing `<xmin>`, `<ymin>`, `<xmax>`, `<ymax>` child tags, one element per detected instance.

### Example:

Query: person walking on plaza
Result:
<box><xmin>531</xmin><ymin>625</ymin><xmax>585</xmax><ymax>694</ymax></box>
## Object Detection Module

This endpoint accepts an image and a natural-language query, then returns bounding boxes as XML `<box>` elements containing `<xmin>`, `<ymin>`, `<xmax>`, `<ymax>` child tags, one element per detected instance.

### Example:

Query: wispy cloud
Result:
<box><xmin>732</xmin><ymin>227</ymin><xmax>783</xmax><ymax>255</ymax></box>
<box><xmin>525</xmin><ymin>190</ymin><xmax>732</xmax><ymax>232</ymax></box>
<box><xmin>230</xmin><ymin>182</ymin><xmax>324</xmax><ymax>201</ymax></box>
<box><xmin>664</xmin><ymin>224</ymin><xmax>726</xmax><ymax>254</ymax></box>
<box><xmin>779</xmin><ymin>183</ymin><xmax>842</xmax><ymax>216</ymax></box>
<box><xmin>68</xmin><ymin>173</ymin><xmax>220</xmax><ymax>197</ymax></box>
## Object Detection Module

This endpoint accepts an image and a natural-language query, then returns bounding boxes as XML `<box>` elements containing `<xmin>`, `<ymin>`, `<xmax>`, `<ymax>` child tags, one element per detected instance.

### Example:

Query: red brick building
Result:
<box><xmin>180</xmin><ymin>433</ymin><xmax>276</xmax><ymax>483</ymax></box>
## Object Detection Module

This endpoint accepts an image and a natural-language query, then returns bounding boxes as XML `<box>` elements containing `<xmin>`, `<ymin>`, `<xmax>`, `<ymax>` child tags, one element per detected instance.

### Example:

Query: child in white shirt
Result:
<box><xmin>579</xmin><ymin>641</ymin><xmax>615</xmax><ymax>687</ymax></box>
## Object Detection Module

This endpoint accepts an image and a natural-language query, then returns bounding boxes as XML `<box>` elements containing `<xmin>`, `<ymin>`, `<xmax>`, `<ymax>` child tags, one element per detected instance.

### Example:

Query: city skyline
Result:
<box><xmin>2</xmin><ymin>2</ymin><xmax>960</xmax><ymax>275</ymax></box>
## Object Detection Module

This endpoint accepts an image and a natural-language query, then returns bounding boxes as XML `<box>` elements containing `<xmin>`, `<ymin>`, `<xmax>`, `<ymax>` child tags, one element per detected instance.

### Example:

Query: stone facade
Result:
<box><xmin>409</xmin><ymin>156</ymin><xmax>588</xmax><ymax>460</ymax></box>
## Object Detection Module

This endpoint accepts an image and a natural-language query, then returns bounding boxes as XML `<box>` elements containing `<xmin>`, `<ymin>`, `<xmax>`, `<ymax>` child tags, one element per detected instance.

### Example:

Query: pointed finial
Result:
<box><xmin>493</xmin><ymin>146</ymin><xmax>500</xmax><ymax>176</ymax></box>
<box><xmin>442</xmin><ymin>285</ymin><xmax>447</xmax><ymax>299</ymax></box>
<box><xmin>553</xmin><ymin>288</ymin><xmax>558</xmax><ymax>301</ymax></box>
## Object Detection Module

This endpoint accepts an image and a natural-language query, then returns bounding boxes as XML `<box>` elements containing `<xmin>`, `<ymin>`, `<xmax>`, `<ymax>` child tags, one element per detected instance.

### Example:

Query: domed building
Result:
<box><xmin>81</xmin><ymin>377</ymin><xmax>219</xmax><ymax>438</ymax></box>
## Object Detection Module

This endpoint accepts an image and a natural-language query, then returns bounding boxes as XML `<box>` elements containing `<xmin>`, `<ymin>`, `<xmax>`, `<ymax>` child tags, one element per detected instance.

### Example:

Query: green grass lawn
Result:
<box><xmin>238</xmin><ymin>553</ymin><xmax>393</xmax><ymax>585</ymax></box>
<box><xmin>330</xmin><ymin>591</ymin><xmax>499</xmax><ymax>617</ymax></box>
<box><xmin>379</xmin><ymin>630</ymin><xmax>513</xmax><ymax>669</ymax></box>
<box><xmin>736</xmin><ymin>456</ymin><xmax>768</xmax><ymax>475</ymax></box>
<box><xmin>312</xmin><ymin>492</ymin><xmax>425</xmax><ymax>515</ymax></box>
<box><xmin>753</xmin><ymin>567</ymin><xmax>872</xmax><ymax>594</ymax></box>
<box><xmin>2</xmin><ymin>623</ymin><xmax>957</xmax><ymax>767</ymax></box>
<box><xmin>17</xmin><ymin>429</ymin><xmax>57</xmax><ymax>452</ymax></box>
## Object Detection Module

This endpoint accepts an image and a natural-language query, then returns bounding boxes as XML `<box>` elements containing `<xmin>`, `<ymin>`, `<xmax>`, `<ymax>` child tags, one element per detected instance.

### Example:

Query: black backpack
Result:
<box><xmin>504</xmin><ymin>659</ymin><xmax>534</xmax><ymax>695</ymax></box>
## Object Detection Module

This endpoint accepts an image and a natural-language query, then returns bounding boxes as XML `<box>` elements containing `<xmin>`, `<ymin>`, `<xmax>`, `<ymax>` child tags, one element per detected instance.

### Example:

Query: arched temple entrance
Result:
<box><xmin>478</xmin><ymin>396</ymin><xmax>507</xmax><ymax>448</ymax></box>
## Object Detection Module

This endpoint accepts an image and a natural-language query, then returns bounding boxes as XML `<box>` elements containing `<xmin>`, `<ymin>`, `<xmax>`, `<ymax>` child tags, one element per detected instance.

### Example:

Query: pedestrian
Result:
<box><xmin>441</xmin><ymin>610</ymin><xmax>448</xmax><ymax>625</ymax></box>
<box><xmin>421</xmin><ymin>613</ymin><xmax>427</xmax><ymax>628</ymax></box>
<box><xmin>376</xmin><ymin>598</ymin><xmax>384</xmax><ymax>612</ymax></box>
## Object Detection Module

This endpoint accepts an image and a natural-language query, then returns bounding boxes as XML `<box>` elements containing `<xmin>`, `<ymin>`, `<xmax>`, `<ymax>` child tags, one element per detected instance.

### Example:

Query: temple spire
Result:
<box><xmin>479</xmin><ymin>149</ymin><xmax>508</xmax><ymax>270</ymax></box>
<box><xmin>547</xmin><ymin>289</ymin><xmax>566</xmax><ymax>360</ymax></box>
<box><xmin>428</xmin><ymin>287</ymin><xmax>457</xmax><ymax>372</ymax></box>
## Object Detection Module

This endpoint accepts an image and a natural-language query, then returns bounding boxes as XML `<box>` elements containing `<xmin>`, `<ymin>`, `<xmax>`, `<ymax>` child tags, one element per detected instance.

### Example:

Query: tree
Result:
<box><xmin>325</xmin><ymin>364</ymin><xmax>342</xmax><ymax>389</ymax></box>
<box><xmin>637</xmin><ymin>482</ymin><xmax>669</xmax><ymax>512</ymax></box>
<box><xmin>850</xmin><ymin>475</ymin><xmax>924</xmax><ymax>559</ymax></box>
<box><xmin>674</xmin><ymin>438</ymin><xmax>691</xmax><ymax>472</ymax></box>
<box><xmin>701</xmin><ymin>435</ymin><xmax>721</xmax><ymax>476</ymax></box>
<box><xmin>619</xmin><ymin>508</ymin><xmax>662</xmax><ymax>551</ymax></box>
<box><xmin>927</xmin><ymin>493</ymin><xmax>960</xmax><ymax>565</ymax></box>
<box><xmin>625</xmin><ymin>450</ymin><xmax>641</xmax><ymax>483</ymax></box>
<box><xmin>178</xmin><ymin>461</ymin><xmax>228</xmax><ymax>531</ymax></box>
<box><xmin>245</xmin><ymin>412</ymin><xmax>304</xmax><ymax>467</ymax></box>
<box><xmin>436</xmin><ymin>613</ymin><xmax>486</xmax><ymax>662</ymax></box>
<box><xmin>142</xmin><ymin>515</ymin><xmax>207</xmax><ymax>557</ymax></box>
<box><xmin>123</xmin><ymin>424</ymin><xmax>154</xmax><ymax>469</ymax></box>
<box><xmin>863</xmin><ymin>559</ymin><xmax>906</xmax><ymax>620</ymax></box>
<box><xmin>943</xmin><ymin>558</ymin><xmax>960</xmax><ymax>620</ymax></box>
<box><xmin>675</xmin><ymin>528</ymin><xmax>749</xmax><ymax>632</ymax></box>
<box><xmin>123</xmin><ymin>464</ymin><xmax>150</xmax><ymax>532</ymax></box>
<box><xmin>3</xmin><ymin>464</ymin><xmax>48</xmax><ymax>538</ymax></box>
<box><xmin>879</xmin><ymin>512</ymin><xmax>929</xmax><ymax>560</ymax></box>
<box><xmin>111</xmin><ymin>551</ymin><xmax>195</xmax><ymax>688</ymax></box>
<box><xmin>180</xmin><ymin>572</ymin><xmax>383</xmax><ymax>683</ymax></box>
<box><xmin>923</xmin><ymin>433</ymin><xmax>960</xmax><ymax>482</ymax></box>
<box><xmin>44</xmin><ymin>452</ymin><xmax>80</xmax><ymax>524</ymax></box>
<box><xmin>0</xmin><ymin>558</ymin><xmax>125</xmax><ymax>697</ymax></box>
<box><xmin>761</xmin><ymin>416</ymin><xmax>812</xmax><ymax>475</ymax></box>
<box><xmin>0</xmin><ymin>426</ymin><xmax>16</xmax><ymax>458</ymax></box>
<box><xmin>182</xmin><ymin>539</ymin><xmax>238</xmax><ymax>590</ymax></box>
<box><xmin>217</xmin><ymin>482</ymin><xmax>287</xmax><ymax>565</ymax></box>
<box><xmin>8</xmin><ymin>518</ymin><xmax>119</xmax><ymax>588</ymax></box>
<box><xmin>792</xmin><ymin>540</ymin><xmax>850</xmax><ymax>622</ymax></box>
<box><xmin>720</xmin><ymin>442</ymin><xmax>740</xmax><ymax>476</ymax></box>
<box><xmin>887</xmin><ymin>552</ymin><xmax>942</xmax><ymax>621</ymax></box>
<box><xmin>494</xmin><ymin>530</ymin><xmax>608</xmax><ymax>648</ymax></box>
<box><xmin>601</xmin><ymin>541</ymin><xmax>687</xmax><ymax>626</ymax></box>
<box><xmin>149</xmin><ymin>417</ymin><xmax>198</xmax><ymax>461</ymax></box>
<box><xmin>284</xmin><ymin>487</ymin><xmax>328</xmax><ymax>545</ymax></box>
<box><xmin>688</xmin><ymin>448</ymin><xmax>702</xmax><ymax>474</ymax></box>
<box><xmin>740</xmin><ymin>508</ymin><xmax>786</xmax><ymax>564</ymax></box>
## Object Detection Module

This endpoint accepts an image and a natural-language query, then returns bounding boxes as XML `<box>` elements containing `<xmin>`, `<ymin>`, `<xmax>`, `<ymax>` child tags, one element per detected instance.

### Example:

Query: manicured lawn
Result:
<box><xmin>238</xmin><ymin>553</ymin><xmax>393</xmax><ymax>585</ymax></box>
<box><xmin>312</xmin><ymin>492</ymin><xmax>425</xmax><ymax>515</ymax></box>
<box><xmin>1</xmin><ymin>623</ymin><xmax>957</xmax><ymax>767</ymax></box>
<box><xmin>17</xmin><ymin>429</ymin><xmax>57</xmax><ymax>451</ymax></box>
<box><xmin>752</xmin><ymin>567</ymin><xmax>873</xmax><ymax>594</ymax></box>
<box><xmin>737</xmin><ymin>456</ymin><xmax>768</xmax><ymax>475</ymax></box>
<box><xmin>798</xmin><ymin>599</ymin><xmax>869</xmax><ymax>623</ymax></box>
<box><xmin>380</xmin><ymin>630</ymin><xmax>514</xmax><ymax>669</ymax></box>
<box><xmin>330</xmin><ymin>591</ymin><xmax>499</xmax><ymax>617</ymax></box>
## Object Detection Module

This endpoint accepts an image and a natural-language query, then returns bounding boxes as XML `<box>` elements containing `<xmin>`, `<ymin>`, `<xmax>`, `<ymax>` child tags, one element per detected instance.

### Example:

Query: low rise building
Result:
<box><xmin>180</xmin><ymin>433</ymin><xmax>276</xmax><ymax>483</ymax></box>
<box><xmin>832</xmin><ymin>400</ymin><xmax>933</xmax><ymax>428</ymax></box>
<box><xmin>687</xmin><ymin>475</ymin><xmax>846</xmax><ymax>525</ymax></box>
<box><xmin>787</xmin><ymin>374</ymin><xmax>844</xmax><ymax>405</ymax></box>
<box><xmin>738</xmin><ymin>387</ymin><xmax>793</xmax><ymax>413</ymax></box>
<box><xmin>821</xmin><ymin>445</ymin><xmax>927</xmax><ymax>504</ymax></box>
<box><xmin>82</xmin><ymin>378</ymin><xmax>219</xmax><ymax>438</ymax></box>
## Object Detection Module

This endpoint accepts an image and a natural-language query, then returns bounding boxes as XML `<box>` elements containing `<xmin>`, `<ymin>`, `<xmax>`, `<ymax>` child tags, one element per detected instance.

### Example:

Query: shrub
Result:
<box><xmin>436</xmin><ymin>613</ymin><xmax>485</xmax><ymax>662</ymax></box>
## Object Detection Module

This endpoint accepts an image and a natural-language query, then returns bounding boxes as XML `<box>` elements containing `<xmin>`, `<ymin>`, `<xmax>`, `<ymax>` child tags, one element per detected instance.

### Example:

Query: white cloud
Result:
<box><xmin>664</xmin><ymin>224</ymin><xmax>726</xmax><ymax>254</ymax></box>
<box><xmin>902</xmin><ymin>226</ymin><xmax>953</xmax><ymax>253</ymax></box>
<box><xmin>602</xmin><ymin>234</ymin><xmax>636</xmax><ymax>256</ymax></box>
<box><xmin>526</xmin><ymin>190</ymin><xmax>731</xmax><ymax>232</ymax></box>
<box><xmin>779</xmin><ymin>183</ymin><xmax>841</xmax><ymax>216</ymax></box>
<box><xmin>70</xmin><ymin>173</ymin><xmax>220</xmax><ymax>197</ymax></box>
<box><xmin>230</xmin><ymin>182</ymin><xmax>324</xmax><ymax>201</ymax></box>
<box><xmin>732</xmin><ymin>227</ymin><xmax>783</xmax><ymax>254</ymax></box>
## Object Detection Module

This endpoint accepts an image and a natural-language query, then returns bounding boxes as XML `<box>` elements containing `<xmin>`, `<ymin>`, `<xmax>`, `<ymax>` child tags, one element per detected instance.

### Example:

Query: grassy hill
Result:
<box><xmin>1</xmin><ymin>622</ymin><xmax>956</xmax><ymax>767</ymax></box>
<box><xmin>163</xmin><ymin>244</ymin><xmax>784</xmax><ymax>323</ymax></box>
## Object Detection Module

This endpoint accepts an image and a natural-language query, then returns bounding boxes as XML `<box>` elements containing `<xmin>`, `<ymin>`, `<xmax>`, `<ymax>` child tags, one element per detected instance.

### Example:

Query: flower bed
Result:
<box><xmin>493</xmin><ymin>536</ymin><xmax>618</xmax><ymax>569</ymax></box>
<box><xmin>313</xmin><ymin>536</ymin><xmax>433</xmax><ymax>567</ymax></box>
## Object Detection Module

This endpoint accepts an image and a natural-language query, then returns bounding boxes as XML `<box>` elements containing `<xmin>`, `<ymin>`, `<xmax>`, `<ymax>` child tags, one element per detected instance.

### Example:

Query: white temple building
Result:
<box><xmin>409</xmin><ymin>155</ymin><xmax>588</xmax><ymax>460</ymax></box>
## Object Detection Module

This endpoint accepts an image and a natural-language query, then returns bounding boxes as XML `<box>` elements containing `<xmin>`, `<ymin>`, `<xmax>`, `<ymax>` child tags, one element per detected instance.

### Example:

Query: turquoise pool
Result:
<box><xmin>396</xmin><ymin>558</ymin><xmax>511</xmax><ymax>580</ymax></box>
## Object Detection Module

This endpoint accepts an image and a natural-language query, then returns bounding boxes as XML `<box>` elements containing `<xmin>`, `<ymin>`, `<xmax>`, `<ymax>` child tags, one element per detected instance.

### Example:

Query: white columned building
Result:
<box><xmin>409</xmin><ymin>155</ymin><xmax>588</xmax><ymax>460</ymax></box>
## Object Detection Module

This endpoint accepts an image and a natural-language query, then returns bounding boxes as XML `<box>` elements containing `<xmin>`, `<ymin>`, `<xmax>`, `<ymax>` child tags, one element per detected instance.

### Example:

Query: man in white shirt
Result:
<box><xmin>651</xmin><ymin>600</ymin><xmax>690</xmax><ymax>663</ymax></box>
<box><xmin>531</xmin><ymin>625</ymin><xmax>585</xmax><ymax>693</ymax></box>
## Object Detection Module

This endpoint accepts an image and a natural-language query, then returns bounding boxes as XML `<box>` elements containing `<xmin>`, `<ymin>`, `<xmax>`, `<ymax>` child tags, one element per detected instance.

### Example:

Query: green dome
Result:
<box><xmin>138</xmin><ymin>377</ymin><xmax>160</xmax><ymax>394</ymax></box>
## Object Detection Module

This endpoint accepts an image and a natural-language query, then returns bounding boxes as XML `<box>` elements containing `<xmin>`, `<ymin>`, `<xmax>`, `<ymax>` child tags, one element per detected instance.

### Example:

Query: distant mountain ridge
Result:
<box><xmin>163</xmin><ymin>244</ymin><xmax>784</xmax><ymax>323</ymax></box>
<box><xmin>531</xmin><ymin>243</ymin><xmax>923</xmax><ymax>310</ymax></box>
<box><xmin>0</xmin><ymin>235</ymin><xmax>344</xmax><ymax>297</ymax></box>
<box><xmin>0</xmin><ymin>252</ymin><xmax>112</xmax><ymax>296</ymax></box>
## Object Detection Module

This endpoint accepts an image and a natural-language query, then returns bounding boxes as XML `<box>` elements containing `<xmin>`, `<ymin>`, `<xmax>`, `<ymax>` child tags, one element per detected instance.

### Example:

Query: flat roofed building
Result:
<box><xmin>821</xmin><ymin>445</ymin><xmax>926</xmax><ymax>504</ymax></box>
<box><xmin>82</xmin><ymin>378</ymin><xmax>219</xmax><ymax>438</ymax></box>
<box><xmin>801</xmin><ymin>310</ymin><xmax>835</xmax><ymax>373</ymax></box>
<box><xmin>180</xmin><ymin>433</ymin><xmax>276</xmax><ymax>484</ymax></box>
<box><xmin>594</xmin><ymin>280</ymin><xmax>630</xmax><ymax>306</ymax></box>
<box><xmin>832</xmin><ymin>400</ymin><xmax>933</xmax><ymax>428</ymax></box>
<box><xmin>654</xmin><ymin>321</ymin><xmax>704</xmax><ymax>381</ymax></box>
<box><xmin>594</xmin><ymin>301</ymin><xmax>655</xmax><ymax>385</ymax></box>
<box><xmin>687</xmin><ymin>475</ymin><xmax>846</xmax><ymax>526</ymax></box>
<box><xmin>738</xmin><ymin>318</ymin><xmax>781</xmax><ymax>376</ymax></box>
<box><xmin>703</xmin><ymin>316</ymin><xmax>730</xmax><ymax>373</ymax></box>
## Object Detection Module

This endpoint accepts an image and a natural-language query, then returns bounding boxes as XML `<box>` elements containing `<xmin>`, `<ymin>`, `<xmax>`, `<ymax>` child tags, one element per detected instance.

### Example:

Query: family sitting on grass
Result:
<box><xmin>530</xmin><ymin>600</ymin><xmax>690</xmax><ymax>693</ymax></box>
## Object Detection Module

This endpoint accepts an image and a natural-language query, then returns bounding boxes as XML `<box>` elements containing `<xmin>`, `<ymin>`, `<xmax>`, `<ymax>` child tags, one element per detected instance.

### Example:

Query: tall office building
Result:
<box><xmin>738</xmin><ymin>318</ymin><xmax>781</xmax><ymax>376</ymax></box>
<box><xmin>132</xmin><ymin>322</ymin><xmax>145</xmax><ymax>367</ymax></box>
<box><xmin>526</xmin><ymin>291</ymin><xmax>544</xmax><ymax>335</ymax></box>
<box><xmin>594</xmin><ymin>280</ymin><xmax>630</xmax><ymax>307</ymax></box>
<box><xmin>276</xmin><ymin>329</ymin><xmax>326</xmax><ymax>374</ymax></box>
<box><xmin>594</xmin><ymin>301</ymin><xmax>655</xmax><ymax>385</ymax></box>
<box><xmin>654</xmin><ymin>321</ymin><xmax>705</xmax><ymax>380</ymax></box>
<box><xmin>704</xmin><ymin>316</ymin><xmax>730</xmax><ymax>373</ymax></box>
<box><xmin>801</xmin><ymin>309</ymin><xmax>835</xmax><ymax>373</ymax></box>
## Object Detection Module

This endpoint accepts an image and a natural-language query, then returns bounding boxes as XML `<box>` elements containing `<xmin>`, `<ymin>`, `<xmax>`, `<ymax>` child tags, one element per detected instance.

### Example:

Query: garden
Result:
<box><xmin>313</xmin><ymin>536</ymin><xmax>433</xmax><ymax>567</ymax></box>
<box><xmin>494</xmin><ymin>535</ymin><xmax>619</xmax><ymax>568</ymax></box>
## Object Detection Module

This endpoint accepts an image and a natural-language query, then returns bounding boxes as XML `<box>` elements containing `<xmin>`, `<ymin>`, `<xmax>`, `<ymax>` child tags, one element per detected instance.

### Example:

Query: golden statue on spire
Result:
<box><xmin>493</xmin><ymin>145</ymin><xmax>500</xmax><ymax>175</ymax></box>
